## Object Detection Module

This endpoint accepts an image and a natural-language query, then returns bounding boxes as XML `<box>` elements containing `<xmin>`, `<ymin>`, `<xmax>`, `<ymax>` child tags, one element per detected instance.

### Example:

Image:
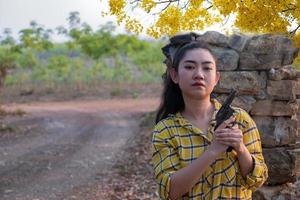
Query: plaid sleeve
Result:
<box><xmin>151</xmin><ymin>120</ymin><xmax>180</xmax><ymax>200</ymax></box>
<box><xmin>236</xmin><ymin>110</ymin><xmax>268</xmax><ymax>191</ymax></box>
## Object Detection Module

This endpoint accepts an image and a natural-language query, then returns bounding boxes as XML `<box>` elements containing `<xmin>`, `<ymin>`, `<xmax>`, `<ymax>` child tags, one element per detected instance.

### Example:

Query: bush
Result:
<box><xmin>2</xmin><ymin>22</ymin><xmax>165</xmax><ymax>88</ymax></box>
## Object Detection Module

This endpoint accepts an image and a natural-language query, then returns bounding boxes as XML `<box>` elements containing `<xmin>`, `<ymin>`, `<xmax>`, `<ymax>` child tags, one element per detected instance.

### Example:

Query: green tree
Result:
<box><xmin>0</xmin><ymin>21</ymin><xmax>54</xmax><ymax>93</ymax></box>
<box><xmin>19</xmin><ymin>20</ymin><xmax>53</xmax><ymax>50</ymax></box>
<box><xmin>1</xmin><ymin>28</ymin><xmax>15</xmax><ymax>46</ymax></box>
<box><xmin>0</xmin><ymin>47</ymin><xmax>18</xmax><ymax>89</ymax></box>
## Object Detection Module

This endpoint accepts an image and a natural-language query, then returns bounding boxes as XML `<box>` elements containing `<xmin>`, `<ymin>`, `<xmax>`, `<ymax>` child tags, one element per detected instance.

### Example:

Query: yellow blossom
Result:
<box><xmin>109</xmin><ymin>0</ymin><xmax>125</xmax><ymax>15</ymax></box>
<box><xmin>190</xmin><ymin>0</ymin><xmax>204</xmax><ymax>8</ymax></box>
<box><xmin>141</xmin><ymin>0</ymin><xmax>156</xmax><ymax>13</ymax></box>
<box><xmin>104</xmin><ymin>0</ymin><xmax>300</xmax><ymax>43</ymax></box>
<box><xmin>146</xmin><ymin>26</ymin><xmax>160</xmax><ymax>38</ymax></box>
<box><xmin>213</xmin><ymin>0</ymin><xmax>237</xmax><ymax>16</ymax></box>
<box><xmin>154</xmin><ymin>5</ymin><xmax>182</xmax><ymax>36</ymax></box>
<box><xmin>116</xmin><ymin>11</ymin><xmax>126</xmax><ymax>25</ymax></box>
<box><xmin>125</xmin><ymin>17</ymin><xmax>143</xmax><ymax>34</ymax></box>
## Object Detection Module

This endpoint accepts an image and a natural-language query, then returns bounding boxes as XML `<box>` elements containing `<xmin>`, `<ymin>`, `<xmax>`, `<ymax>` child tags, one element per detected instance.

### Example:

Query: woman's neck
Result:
<box><xmin>181</xmin><ymin>96</ymin><xmax>214</xmax><ymax>121</ymax></box>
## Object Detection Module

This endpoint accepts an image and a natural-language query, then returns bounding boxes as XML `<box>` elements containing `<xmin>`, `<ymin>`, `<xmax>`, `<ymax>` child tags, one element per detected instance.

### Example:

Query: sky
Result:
<box><xmin>0</xmin><ymin>0</ymin><xmax>236</xmax><ymax>42</ymax></box>
<box><xmin>0</xmin><ymin>0</ymin><xmax>125</xmax><ymax>41</ymax></box>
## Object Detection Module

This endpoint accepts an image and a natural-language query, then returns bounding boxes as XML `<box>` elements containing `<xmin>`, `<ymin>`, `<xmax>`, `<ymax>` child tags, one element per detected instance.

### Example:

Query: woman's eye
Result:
<box><xmin>204</xmin><ymin>66</ymin><xmax>212</xmax><ymax>70</ymax></box>
<box><xmin>185</xmin><ymin>66</ymin><xmax>194</xmax><ymax>69</ymax></box>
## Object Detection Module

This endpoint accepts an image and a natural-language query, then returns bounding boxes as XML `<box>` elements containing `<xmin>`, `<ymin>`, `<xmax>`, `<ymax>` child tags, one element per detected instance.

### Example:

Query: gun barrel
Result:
<box><xmin>223</xmin><ymin>89</ymin><xmax>237</xmax><ymax>106</ymax></box>
<box><xmin>214</xmin><ymin>89</ymin><xmax>237</xmax><ymax>130</ymax></box>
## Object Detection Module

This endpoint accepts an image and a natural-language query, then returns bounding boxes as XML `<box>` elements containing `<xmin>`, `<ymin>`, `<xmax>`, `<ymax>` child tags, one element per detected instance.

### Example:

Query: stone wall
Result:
<box><xmin>200</xmin><ymin>31</ymin><xmax>300</xmax><ymax>199</ymax></box>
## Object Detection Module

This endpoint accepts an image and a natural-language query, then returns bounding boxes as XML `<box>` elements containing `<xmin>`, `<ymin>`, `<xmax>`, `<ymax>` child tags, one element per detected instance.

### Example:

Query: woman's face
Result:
<box><xmin>170</xmin><ymin>48</ymin><xmax>220</xmax><ymax>100</ymax></box>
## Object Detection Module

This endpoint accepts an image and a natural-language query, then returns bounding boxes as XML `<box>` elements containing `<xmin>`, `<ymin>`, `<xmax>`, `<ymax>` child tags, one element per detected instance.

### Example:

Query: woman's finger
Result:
<box><xmin>216</xmin><ymin>137</ymin><xmax>241</xmax><ymax>143</ymax></box>
<box><xmin>230</xmin><ymin>124</ymin><xmax>239</xmax><ymax>129</ymax></box>
<box><xmin>216</xmin><ymin>116</ymin><xmax>236</xmax><ymax>130</ymax></box>
<box><xmin>218</xmin><ymin>141</ymin><xmax>238</xmax><ymax>147</ymax></box>
<box><xmin>215</xmin><ymin>131</ymin><xmax>243</xmax><ymax>139</ymax></box>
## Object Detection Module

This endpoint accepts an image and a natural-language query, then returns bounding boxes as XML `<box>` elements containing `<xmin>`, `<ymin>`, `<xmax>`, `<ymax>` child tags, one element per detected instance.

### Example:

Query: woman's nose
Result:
<box><xmin>193</xmin><ymin>68</ymin><xmax>204</xmax><ymax>79</ymax></box>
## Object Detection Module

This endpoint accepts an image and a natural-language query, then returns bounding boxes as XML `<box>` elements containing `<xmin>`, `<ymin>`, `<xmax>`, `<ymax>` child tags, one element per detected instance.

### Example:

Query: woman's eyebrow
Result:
<box><xmin>183</xmin><ymin>60</ymin><xmax>214</xmax><ymax>65</ymax></box>
<box><xmin>183</xmin><ymin>60</ymin><xmax>197</xmax><ymax>64</ymax></box>
<box><xmin>201</xmin><ymin>61</ymin><xmax>214</xmax><ymax>65</ymax></box>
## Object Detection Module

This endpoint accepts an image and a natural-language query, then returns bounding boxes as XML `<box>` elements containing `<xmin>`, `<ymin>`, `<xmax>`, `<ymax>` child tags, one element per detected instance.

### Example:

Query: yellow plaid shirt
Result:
<box><xmin>152</xmin><ymin>99</ymin><xmax>268</xmax><ymax>200</ymax></box>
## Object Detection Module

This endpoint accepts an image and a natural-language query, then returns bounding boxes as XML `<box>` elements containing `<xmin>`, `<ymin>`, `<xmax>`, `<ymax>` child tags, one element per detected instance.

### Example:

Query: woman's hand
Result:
<box><xmin>214</xmin><ymin>120</ymin><xmax>254</xmax><ymax>178</ymax></box>
<box><xmin>214</xmin><ymin>120</ymin><xmax>245</xmax><ymax>154</ymax></box>
<box><xmin>208</xmin><ymin>116</ymin><xmax>236</xmax><ymax>155</ymax></box>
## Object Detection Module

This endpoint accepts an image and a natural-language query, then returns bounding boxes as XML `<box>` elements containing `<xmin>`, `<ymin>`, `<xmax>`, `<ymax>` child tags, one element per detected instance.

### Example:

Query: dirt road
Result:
<box><xmin>0</xmin><ymin>98</ymin><xmax>159</xmax><ymax>200</ymax></box>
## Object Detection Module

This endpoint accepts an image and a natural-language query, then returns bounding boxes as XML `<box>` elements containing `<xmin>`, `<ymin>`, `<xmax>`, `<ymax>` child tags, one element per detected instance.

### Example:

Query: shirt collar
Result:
<box><xmin>171</xmin><ymin>98</ymin><xmax>222</xmax><ymax>131</ymax></box>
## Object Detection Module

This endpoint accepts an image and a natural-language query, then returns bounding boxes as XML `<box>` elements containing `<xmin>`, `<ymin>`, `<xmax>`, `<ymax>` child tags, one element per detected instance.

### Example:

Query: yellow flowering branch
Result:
<box><xmin>104</xmin><ymin>0</ymin><xmax>300</xmax><ymax>44</ymax></box>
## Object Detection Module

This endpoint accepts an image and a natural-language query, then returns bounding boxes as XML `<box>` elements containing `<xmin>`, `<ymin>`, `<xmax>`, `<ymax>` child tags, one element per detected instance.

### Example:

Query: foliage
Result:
<box><xmin>0</xmin><ymin>46</ymin><xmax>18</xmax><ymax>88</ymax></box>
<box><xmin>104</xmin><ymin>0</ymin><xmax>300</xmax><ymax>44</ymax></box>
<box><xmin>1</xmin><ymin>28</ymin><xmax>15</xmax><ymax>46</ymax></box>
<box><xmin>0</xmin><ymin>20</ymin><xmax>55</xmax><ymax>93</ymax></box>
<box><xmin>17</xmin><ymin>49</ymin><xmax>38</xmax><ymax>68</ymax></box>
<box><xmin>0</xmin><ymin>11</ymin><xmax>167</xmax><ymax>93</ymax></box>
<box><xmin>19</xmin><ymin>20</ymin><xmax>53</xmax><ymax>50</ymax></box>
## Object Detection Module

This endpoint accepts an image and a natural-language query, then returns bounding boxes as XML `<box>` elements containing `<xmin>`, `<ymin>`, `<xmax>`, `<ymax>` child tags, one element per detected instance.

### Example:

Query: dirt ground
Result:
<box><xmin>3</xmin><ymin>83</ymin><xmax>298</xmax><ymax>200</ymax></box>
<box><xmin>0</xmin><ymin>97</ymin><xmax>159</xmax><ymax>200</ymax></box>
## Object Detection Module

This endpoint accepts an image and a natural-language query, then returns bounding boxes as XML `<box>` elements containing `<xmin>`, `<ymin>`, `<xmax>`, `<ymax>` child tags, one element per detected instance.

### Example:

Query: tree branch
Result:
<box><xmin>290</xmin><ymin>24</ymin><xmax>300</xmax><ymax>35</ymax></box>
<box><xmin>205</xmin><ymin>0</ymin><xmax>212</xmax><ymax>5</ymax></box>
<box><xmin>205</xmin><ymin>5</ymin><xmax>213</xmax><ymax>10</ymax></box>
<box><xmin>152</xmin><ymin>0</ymin><xmax>180</xmax><ymax>15</ymax></box>
<box><xmin>157</xmin><ymin>2</ymin><xmax>172</xmax><ymax>13</ymax></box>
<box><xmin>130</xmin><ymin>0</ymin><xmax>140</xmax><ymax>4</ymax></box>
<box><xmin>155</xmin><ymin>0</ymin><xmax>179</xmax><ymax>4</ymax></box>
<box><xmin>181</xmin><ymin>0</ymin><xmax>190</xmax><ymax>9</ymax></box>
<box><xmin>221</xmin><ymin>15</ymin><xmax>231</xmax><ymax>26</ymax></box>
<box><xmin>131</xmin><ymin>0</ymin><xmax>179</xmax><ymax>5</ymax></box>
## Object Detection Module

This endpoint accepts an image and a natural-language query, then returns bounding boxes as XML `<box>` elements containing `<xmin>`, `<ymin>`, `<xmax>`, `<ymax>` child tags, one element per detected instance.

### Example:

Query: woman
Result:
<box><xmin>152</xmin><ymin>32</ymin><xmax>268</xmax><ymax>200</ymax></box>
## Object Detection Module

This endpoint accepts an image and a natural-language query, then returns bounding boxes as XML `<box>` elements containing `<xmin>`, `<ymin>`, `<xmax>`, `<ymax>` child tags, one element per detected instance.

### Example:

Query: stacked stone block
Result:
<box><xmin>198</xmin><ymin>31</ymin><xmax>300</xmax><ymax>199</ymax></box>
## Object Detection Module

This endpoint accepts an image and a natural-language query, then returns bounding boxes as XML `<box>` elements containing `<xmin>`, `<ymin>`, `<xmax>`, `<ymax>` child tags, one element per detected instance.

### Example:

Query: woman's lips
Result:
<box><xmin>192</xmin><ymin>82</ymin><xmax>205</xmax><ymax>87</ymax></box>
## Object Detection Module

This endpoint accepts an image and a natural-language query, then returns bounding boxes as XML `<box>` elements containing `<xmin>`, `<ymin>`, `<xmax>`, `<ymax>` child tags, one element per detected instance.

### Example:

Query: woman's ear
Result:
<box><xmin>214</xmin><ymin>71</ymin><xmax>220</xmax><ymax>86</ymax></box>
<box><xmin>168</xmin><ymin>67</ymin><xmax>179</xmax><ymax>84</ymax></box>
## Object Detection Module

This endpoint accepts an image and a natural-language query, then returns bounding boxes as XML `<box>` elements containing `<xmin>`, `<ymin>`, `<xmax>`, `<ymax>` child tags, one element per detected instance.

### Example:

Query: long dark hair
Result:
<box><xmin>155</xmin><ymin>40</ymin><xmax>217</xmax><ymax>124</ymax></box>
